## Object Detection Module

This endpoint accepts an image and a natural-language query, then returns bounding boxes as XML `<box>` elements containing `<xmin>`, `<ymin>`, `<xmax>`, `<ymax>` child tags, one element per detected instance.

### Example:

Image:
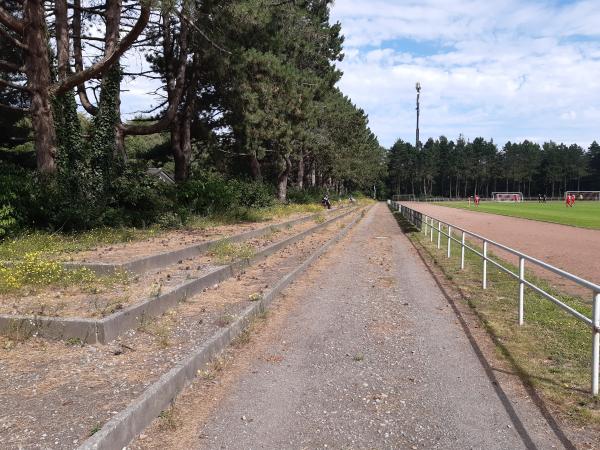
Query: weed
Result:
<box><xmin>65</xmin><ymin>337</ymin><xmax>83</xmax><ymax>347</ymax></box>
<box><xmin>198</xmin><ymin>356</ymin><xmax>226</xmax><ymax>380</ymax></box>
<box><xmin>314</xmin><ymin>214</ymin><xmax>326</xmax><ymax>224</ymax></box>
<box><xmin>215</xmin><ymin>314</ymin><xmax>235</xmax><ymax>327</ymax></box>
<box><xmin>138</xmin><ymin>314</ymin><xmax>175</xmax><ymax>348</ymax></box>
<box><xmin>149</xmin><ymin>282</ymin><xmax>162</xmax><ymax>298</ymax></box>
<box><xmin>209</xmin><ymin>240</ymin><xmax>255</xmax><ymax>264</ymax></box>
<box><xmin>158</xmin><ymin>405</ymin><xmax>179</xmax><ymax>431</ymax></box>
<box><xmin>248</xmin><ymin>292</ymin><xmax>262</xmax><ymax>302</ymax></box>
<box><xmin>232</xmin><ymin>329</ymin><xmax>251</xmax><ymax>347</ymax></box>
<box><xmin>4</xmin><ymin>319</ymin><xmax>34</xmax><ymax>343</ymax></box>
<box><xmin>88</xmin><ymin>423</ymin><xmax>102</xmax><ymax>436</ymax></box>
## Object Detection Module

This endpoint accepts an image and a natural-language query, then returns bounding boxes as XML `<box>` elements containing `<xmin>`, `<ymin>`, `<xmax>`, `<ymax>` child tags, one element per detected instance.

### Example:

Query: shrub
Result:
<box><xmin>230</xmin><ymin>179</ymin><xmax>274</xmax><ymax>208</ymax></box>
<box><xmin>0</xmin><ymin>205</ymin><xmax>17</xmax><ymax>239</ymax></box>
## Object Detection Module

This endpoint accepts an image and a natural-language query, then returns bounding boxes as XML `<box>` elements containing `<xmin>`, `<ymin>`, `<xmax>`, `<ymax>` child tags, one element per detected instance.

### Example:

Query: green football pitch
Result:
<box><xmin>433</xmin><ymin>200</ymin><xmax>600</xmax><ymax>230</ymax></box>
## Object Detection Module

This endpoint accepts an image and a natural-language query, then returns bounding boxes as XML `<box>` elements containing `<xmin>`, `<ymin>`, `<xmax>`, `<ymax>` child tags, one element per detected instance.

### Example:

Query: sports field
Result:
<box><xmin>433</xmin><ymin>200</ymin><xmax>600</xmax><ymax>229</ymax></box>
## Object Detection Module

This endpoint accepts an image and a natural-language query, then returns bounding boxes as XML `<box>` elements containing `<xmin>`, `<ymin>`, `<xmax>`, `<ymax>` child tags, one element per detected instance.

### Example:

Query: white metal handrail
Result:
<box><xmin>392</xmin><ymin>201</ymin><xmax>600</xmax><ymax>396</ymax></box>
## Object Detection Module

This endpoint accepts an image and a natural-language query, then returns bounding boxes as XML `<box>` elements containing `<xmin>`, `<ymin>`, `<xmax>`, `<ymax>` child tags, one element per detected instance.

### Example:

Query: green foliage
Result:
<box><xmin>90</xmin><ymin>66</ymin><xmax>123</xmax><ymax>195</ymax></box>
<box><xmin>178</xmin><ymin>171</ymin><xmax>273</xmax><ymax>214</ymax></box>
<box><xmin>0</xmin><ymin>205</ymin><xmax>17</xmax><ymax>239</ymax></box>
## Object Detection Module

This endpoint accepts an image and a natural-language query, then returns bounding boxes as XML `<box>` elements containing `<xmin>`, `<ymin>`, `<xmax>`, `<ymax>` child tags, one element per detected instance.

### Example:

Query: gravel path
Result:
<box><xmin>404</xmin><ymin>202</ymin><xmax>600</xmax><ymax>296</ymax></box>
<box><xmin>192</xmin><ymin>203</ymin><xmax>568</xmax><ymax>449</ymax></box>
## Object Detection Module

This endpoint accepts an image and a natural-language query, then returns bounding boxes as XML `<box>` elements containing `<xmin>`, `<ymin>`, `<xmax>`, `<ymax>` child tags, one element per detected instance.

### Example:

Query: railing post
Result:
<box><xmin>461</xmin><ymin>231</ymin><xmax>465</xmax><ymax>270</ymax></box>
<box><xmin>519</xmin><ymin>257</ymin><xmax>525</xmax><ymax>325</ymax></box>
<box><xmin>437</xmin><ymin>221</ymin><xmax>441</xmax><ymax>249</ymax></box>
<box><xmin>482</xmin><ymin>240</ymin><xmax>488</xmax><ymax>289</ymax></box>
<box><xmin>430</xmin><ymin>218</ymin><xmax>434</xmax><ymax>242</ymax></box>
<box><xmin>447</xmin><ymin>226</ymin><xmax>452</xmax><ymax>258</ymax></box>
<box><xmin>593</xmin><ymin>292</ymin><xmax>600</xmax><ymax>396</ymax></box>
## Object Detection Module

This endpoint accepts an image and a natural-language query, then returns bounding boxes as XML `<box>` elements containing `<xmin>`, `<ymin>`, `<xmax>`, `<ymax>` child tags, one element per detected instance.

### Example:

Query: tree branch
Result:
<box><xmin>0</xmin><ymin>6</ymin><xmax>24</xmax><ymax>33</ymax></box>
<box><xmin>0</xmin><ymin>25</ymin><xmax>28</xmax><ymax>50</ymax></box>
<box><xmin>72</xmin><ymin>0</ymin><xmax>98</xmax><ymax>115</ymax></box>
<box><xmin>0</xmin><ymin>102</ymin><xmax>29</xmax><ymax>113</ymax></box>
<box><xmin>52</xmin><ymin>2</ymin><xmax>150</xmax><ymax>95</ymax></box>
<box><xmin>0</xmin><ymin>60</ymin><xmax>22</xmax><ymax>72</ymax></box>
<box><xmin>0</xmin><ymin>78</ymin><xmax>30</xmax><ymax>92</ymax></box>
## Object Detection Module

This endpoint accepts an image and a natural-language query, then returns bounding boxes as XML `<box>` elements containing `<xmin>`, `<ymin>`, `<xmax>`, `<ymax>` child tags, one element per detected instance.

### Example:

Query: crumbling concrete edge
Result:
<box><xmin>77</xmin><ymin>206</ymin><xmax>369</xmax><ymax>450</ymax></box>
<box><xmin>0</xmin><ymin>208</ymin><xmax>356</xmax><ymax>344</ymax></box>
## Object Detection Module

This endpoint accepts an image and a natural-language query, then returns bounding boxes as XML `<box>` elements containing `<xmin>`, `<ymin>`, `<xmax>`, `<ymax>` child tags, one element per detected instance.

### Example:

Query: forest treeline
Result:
<box><xmin>386</xmin><ymin>136</ymin><xmax>600</xmax><ymax>199</ymax></box>
<box><xmin>0</xmin><ymin>0</ymin><xmax>384</xmax><ymax>234</ymax></box>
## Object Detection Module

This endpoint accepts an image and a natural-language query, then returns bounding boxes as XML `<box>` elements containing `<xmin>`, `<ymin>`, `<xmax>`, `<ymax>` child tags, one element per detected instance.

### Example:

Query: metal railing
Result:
<box><xmin>392</xmin><ymin>201</ymin><xmax>600</xmax><ymax>396</ymax></box>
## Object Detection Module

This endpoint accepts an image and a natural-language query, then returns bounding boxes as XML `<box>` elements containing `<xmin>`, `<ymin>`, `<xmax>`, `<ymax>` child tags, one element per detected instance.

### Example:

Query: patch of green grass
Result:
<box><xmin>209</xmin><ymin>240</ymin><xmax>255</xmax><ymax>264</ymax></box>
<box><xmin>409</xmin><ymin>225</ymin><xmax>600</xmax><ymax>428</ymax></box>
<box><xmin>0</xmin><ymin>253</ymin><xmax>97</xmax><ymax>294</ymax></box>
<box><xmin>0</xmin><ymin>255</ymin><xmax>131</xmax><ymax>296</ymax></box>
<box><xmin>0</xmin><ymin>227</ymin><xmax>158</xmax><ymax>261</ymax></box>
<box><xmin>433</xmin><ymin>200</ymin><xmax>600</xmax><ymax>229</ymax></box>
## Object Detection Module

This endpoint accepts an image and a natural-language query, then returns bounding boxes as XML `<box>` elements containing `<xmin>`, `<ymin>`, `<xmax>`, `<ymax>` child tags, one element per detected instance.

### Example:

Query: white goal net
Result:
<box><xmin>565</xmin><ymin>191</ymin><xmax>600</xmax><ymax>201</ymax></box>
<box><xmin>492</xmin><ymin>192</ymin><xmax>523</xmax><ymax>202</ymax></box>
<box><xmin>392</xmin><ymin>194</ymin><xmax>416</xmax><ymax>202</ymax></box>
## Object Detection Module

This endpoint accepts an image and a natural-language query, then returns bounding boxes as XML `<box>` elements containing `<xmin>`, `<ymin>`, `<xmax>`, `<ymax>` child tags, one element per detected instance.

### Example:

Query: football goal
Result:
<box><xmin>392</xmin><ymin>194</ymin><xmax>416</xmax><ymax>202</ymax></box>
<box><xmin>565</xmin><ymin>191</ymin><xmax>600</xmax><ymax>201</ymax></box>
<box><xmin>492</xmin><ymin>192</ymin><xmax>523</xmax><ymax>202</ymax></box>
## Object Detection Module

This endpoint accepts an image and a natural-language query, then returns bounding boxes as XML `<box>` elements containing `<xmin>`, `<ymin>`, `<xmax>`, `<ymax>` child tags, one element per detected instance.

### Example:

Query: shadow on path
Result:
<box><xmin>392</xmin><ymin>211</ymin><xmax>576</xmax><ymax>450</ymax></box>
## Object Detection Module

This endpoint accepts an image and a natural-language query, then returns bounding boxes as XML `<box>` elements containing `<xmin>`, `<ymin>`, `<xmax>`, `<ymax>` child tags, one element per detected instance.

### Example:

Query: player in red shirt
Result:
<box><xmin>474</xmin><ymin>194</ymin><xmax>480</xmax><ymax>206</ymax></box>
<box><xmin>566</xmin><ymin>194</ymin><xmax>571</xmax><ymax>207</ymax></box>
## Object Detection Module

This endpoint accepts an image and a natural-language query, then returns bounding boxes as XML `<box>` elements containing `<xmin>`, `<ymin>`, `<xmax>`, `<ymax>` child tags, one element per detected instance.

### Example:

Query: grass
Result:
<box><xmin>209</xmin><ymin>240</ymin><xmax>255</xmax><ymax>264</ymax></box>
<box><xmin>158</xmin><ymin>405</ymin><xmax>180</xmax><ymax>431</ymax></box>
<box><xmin>0</xmin><ymin>253</ymin><xmax>131</xmax><ymax>296</ymax></box>
<box><xmin>138</xmin><ymin>312</ymin><xmax>177</xmax><ymax>348</ymax></box>
<box><xmin>398</xmin><ymin>212</ymin><xmax>600</xmax><ymax>428</ymax></box>
<box><xmin>0</xmin><ymin>227</ymin><xmax>159</xmax><ymax>261</ymax></box>
<box><xmin>433</xmin><ymin>200</ymin><xmax>600</xmax><ymax>229</ymax></box>
<box><xmin>0</xmin><ymin>202</ymin><xmax>326</xmax><ymax>262</ymax></box>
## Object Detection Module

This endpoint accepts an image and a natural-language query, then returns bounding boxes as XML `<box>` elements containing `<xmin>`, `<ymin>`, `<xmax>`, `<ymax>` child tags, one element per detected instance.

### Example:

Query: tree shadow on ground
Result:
<box><xmin>390</xmin><ymin>211</ymin><xmax>420</xmax><ymax>234</ymax></box>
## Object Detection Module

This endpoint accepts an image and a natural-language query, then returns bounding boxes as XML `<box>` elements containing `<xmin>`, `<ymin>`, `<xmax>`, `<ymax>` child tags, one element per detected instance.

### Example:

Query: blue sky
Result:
<box><xmin>329</xmin><ymin>0</ymin><xmax>600</xmax><ymax>148</ymax></box>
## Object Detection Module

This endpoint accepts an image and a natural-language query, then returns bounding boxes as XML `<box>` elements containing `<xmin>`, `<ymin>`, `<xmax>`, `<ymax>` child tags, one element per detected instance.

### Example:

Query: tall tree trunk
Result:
<box><xmin>249</xmin><ymin>153</ymin><xmax>262</xmax><ymax>181</ymax></box>
<box><xmin>104</xmin><ymin>0</ymin><xmax>123</xmax><ymax>160</ymax></box>
<box><xmin>297</xmin><ymin>150</ymin><xmax>304</xmax><ymax>189</ymax></box>
<box><xmin>277</xmin><ymin>155</ymin><xmax>291</xmax><ymax>201</ymax></box>
<box><xmin>172</xmin><ymin>104</ymin><xmax>193</xmax><ymax>182</ymax></box>
<box><xmin>25</xmin><ymin>0</ymin><xmax>57</xmax><ymax>174</ymax></box>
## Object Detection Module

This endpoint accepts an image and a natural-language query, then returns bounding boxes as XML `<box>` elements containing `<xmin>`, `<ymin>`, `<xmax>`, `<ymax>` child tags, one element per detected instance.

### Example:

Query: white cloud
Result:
<box><xmin>331</xmin><ymin>0</ymin><xmax>600</xmax><ymax>148</ymax></box>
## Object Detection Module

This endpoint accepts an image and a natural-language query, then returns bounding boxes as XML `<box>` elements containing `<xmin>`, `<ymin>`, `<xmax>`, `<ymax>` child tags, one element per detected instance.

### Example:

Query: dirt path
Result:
<box><xmin>404</xmin><ymin>202</ymin><xmax>600</xmax><ymax>297</ymax></box>
<box><xmin>135</xmin><ymin>203</ymin><xmax>573</xmax><ymax>449</ymax></box>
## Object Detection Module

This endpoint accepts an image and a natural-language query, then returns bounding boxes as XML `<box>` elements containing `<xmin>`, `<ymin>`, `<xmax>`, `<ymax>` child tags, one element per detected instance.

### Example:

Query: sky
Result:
<box><xmin>329</xmin><ymin>0</ymin><xmax>600</xmax><ymax>149</ymax></box>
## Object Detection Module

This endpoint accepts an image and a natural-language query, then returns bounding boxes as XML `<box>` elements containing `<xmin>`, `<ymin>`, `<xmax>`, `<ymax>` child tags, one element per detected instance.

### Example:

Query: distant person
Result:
<box><xmin>538</xmin><ymin>194</ymin><xmax>542</xmax><ymax>203</ymax></box>
<box><xmin>474</xmin><ymin>194</ymin><xmax>480</xmax><ymax>207</ymax></box>
<box><xmin>322</xmin><ymin>194</ymin><xmax>331</xmax><ymax>210</ymax></box>
<box><xmin>348</xmin><ymin>194</ymin><xmax>356</xmax><ymax>205</ymax></box>
<box><xmin>543</xmin><ymin>194</ymin><xmax>547</xmax><ymax>203</ymax></box>
<box><xmin>513</xmin><ymin>194</ymin><xmax>518</xmax><ymax>203</ymax></box>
